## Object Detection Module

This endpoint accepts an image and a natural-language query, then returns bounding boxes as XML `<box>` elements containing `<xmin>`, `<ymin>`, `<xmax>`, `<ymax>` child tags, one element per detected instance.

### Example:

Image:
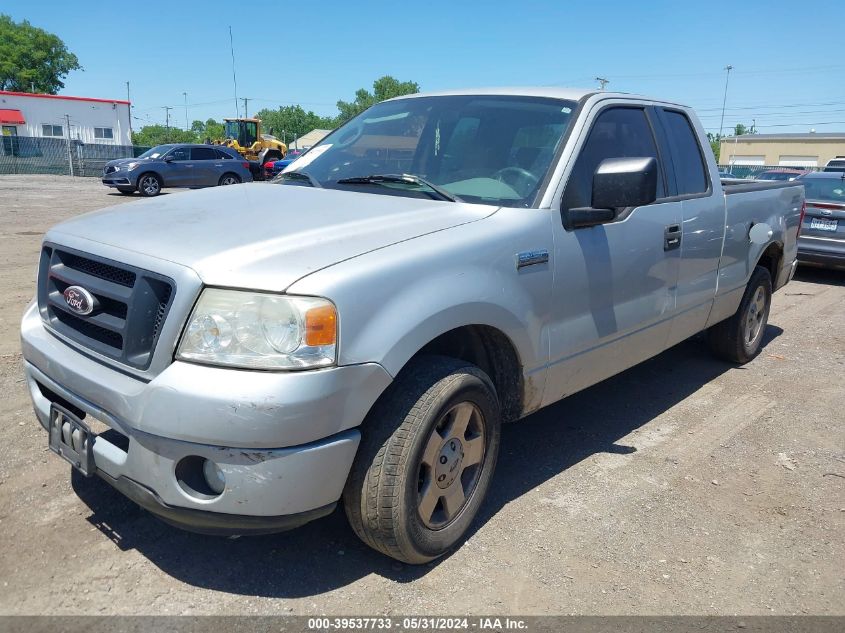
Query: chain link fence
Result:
<box><xmin>0</xmin><ymin>136</ymin><xmax>151</xmax><ymax>178</ymax></box>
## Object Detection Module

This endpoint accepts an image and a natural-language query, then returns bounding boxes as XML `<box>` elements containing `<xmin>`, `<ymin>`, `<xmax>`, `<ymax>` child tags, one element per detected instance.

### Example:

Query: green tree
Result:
<box><xmin>335</xmin><ymin>75</ymin><xmax>420</xmax><ymax>124</ymax></box>
<box><xmin>253</xmin><ymin>105</ymin><xmax>335</xmax><ymax>145</ymax></box>
<box><xmin>734</xmin><ymin>123</ymin><xmax>749</xmax><ymax>136</ymax></box>
<box><xmin>191</xmin><ymin>118</ymin><xmax>225</xmax><ymax>142</ymax></box>
<box><xmin>707</xmin><ymin>132</ymin><xmax>721</xmax><ymax>163</ymax></box>
<box><xmin>131</xmin><ymin>125</ymin><xmax>197</xmax><ymax>147</ymax></box>
<box><xmin>0</xmin><ymin>14</ymin><xmax>82</xmax><ymax>93</ymax></box>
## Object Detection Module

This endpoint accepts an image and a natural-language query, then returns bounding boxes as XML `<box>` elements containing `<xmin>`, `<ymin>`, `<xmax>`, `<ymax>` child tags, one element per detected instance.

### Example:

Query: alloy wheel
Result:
<box><xmin>417</xmin><ymin>401</ymin><xmax>486</xmax><ymax>529</ymax></box>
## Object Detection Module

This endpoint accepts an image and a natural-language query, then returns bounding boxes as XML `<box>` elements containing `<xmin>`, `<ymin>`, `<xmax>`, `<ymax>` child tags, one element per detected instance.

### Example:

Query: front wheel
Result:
<box><xmin>708</xmin><ymin>265</ymin><xmax>772</xmax><ymax>363</ymax></box>
<box><xmin>138</xmin><ymin>173</ymin><xmax>162</xmax><ymax>197</ymax></box>
<box><xmin>343</xmin><ymin>356</ymin><xmax>501</xmax><ymax>564</ymax></box>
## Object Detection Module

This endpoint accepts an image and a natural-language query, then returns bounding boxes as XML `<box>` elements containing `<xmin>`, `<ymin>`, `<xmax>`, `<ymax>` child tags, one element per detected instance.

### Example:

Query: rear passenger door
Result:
<box><xmin>190</xmin><ymin>146</ymin><xmax>221</xmax><ymax>186</ymax></box>
<box><xmin>544</xmin><ymin>105</ymin><xmax>683</xmax><ymax>405</ymax></box>
<box><xmin>652</xmin><ymin>108</ymin><xmax>725</xmax><ymax>346</ymax></box>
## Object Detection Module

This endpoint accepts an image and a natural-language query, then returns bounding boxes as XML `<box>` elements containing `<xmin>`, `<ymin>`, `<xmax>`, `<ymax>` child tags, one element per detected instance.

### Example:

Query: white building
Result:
<box><xmin>0</xmin><ymin>90</ymin><xmax>132</xmax><ymax>146</ymax></box>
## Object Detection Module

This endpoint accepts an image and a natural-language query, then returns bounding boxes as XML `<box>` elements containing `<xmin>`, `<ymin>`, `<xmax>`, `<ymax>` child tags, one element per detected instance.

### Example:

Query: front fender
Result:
<box><xmin>287</xmin><ymin>209</ymin><xmax>555</xmax><ymax>413</ymax></box>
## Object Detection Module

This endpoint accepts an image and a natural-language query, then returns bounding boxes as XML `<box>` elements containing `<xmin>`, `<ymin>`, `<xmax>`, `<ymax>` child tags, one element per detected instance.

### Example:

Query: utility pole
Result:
<box><xmin>183</xmin><ymin>92</ymin><xmax>189</xmax><ymax>130</ymax></box>
<box><xmin>595</xmin><ymin>77</ymin><xmax>609</xmax><ymax>91</ymax></box>
<box><xmin>163</xmin><ymin>106</ymin><xmax>173</xmax><ymax>141</ymax></box>
<box><xmin>241</xmin><ymin>97</ymin><xmax>250</xmax><ymax>119</ymax></box>
<box><xmin>229</xmin><ymin>26</ymin><xmax>240</xmax><ymax>118</ymax></box>
<box><xmin>751</xmin><ymin>118</ymin><xmax>756</xmax><ymax>134</ymax></box>
<box><xmin>718</xmin><ymin>65</ymin><xmax>733</xmax><ymax>140</ymax></box>
<box><xmin>64</xmin><ymin>114</ymin><xmax>74</xmax><ymax>177</ymax></box>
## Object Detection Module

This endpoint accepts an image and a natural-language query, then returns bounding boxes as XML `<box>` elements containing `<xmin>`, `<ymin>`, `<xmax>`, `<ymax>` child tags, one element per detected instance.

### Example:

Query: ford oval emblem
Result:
<box><xmin>63</xmin><ymin>285</ymin><xmax>96</xmax><ymax>316</ymax></box>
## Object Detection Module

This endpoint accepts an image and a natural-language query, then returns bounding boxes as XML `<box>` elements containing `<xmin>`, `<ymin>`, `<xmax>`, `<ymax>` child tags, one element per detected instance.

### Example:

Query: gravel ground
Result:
<box><xmin>0</xmin><ymin>175</ymin><xmax>842</xmax><ymax>616</ymax></box>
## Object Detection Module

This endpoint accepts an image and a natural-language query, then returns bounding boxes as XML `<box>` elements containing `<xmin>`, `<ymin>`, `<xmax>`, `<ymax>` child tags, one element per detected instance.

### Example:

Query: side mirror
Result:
<box><xmin>592</xmin><ymin>156</ymin><xmax>658</xmax><ymax>210</ymax></box>
<box><xmin>163</xmin><ymin>154</ymin><xmax>176</xmax><ymax>162</ymax></box>
<box><xmin>564</xmin><ymin>157</ymin><xmax>658</xmax><ymax>229</ymax></box>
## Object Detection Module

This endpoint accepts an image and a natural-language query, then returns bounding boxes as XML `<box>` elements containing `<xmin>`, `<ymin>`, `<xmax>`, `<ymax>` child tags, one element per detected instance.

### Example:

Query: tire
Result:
<box><xmin>343</xmin><ymin>355</ymin><xmax>501</xmax><ymax>564</ymax></box>
<box><xmin>138</xmin><ymin>173</ymin><xmax>162</xmax><ymax>197</ymax></box>
<box><xmin>117</xmin><ymin>187</ymin><xmax>135</xmax><ymax>195</ymax></box>
<box><xmin>261</xmin><ymin>150</ymin><xmax>283</xmax><ymax>164</ymax></box>
<box><xmin>708</xmin><ymin>266</ymin><xmax>772</xmax><ymax>364</ymax></box>
<box><xmin>218</xmin><ymin>173</ymin><xmax>241</xmax><ymax>186</ymax></box>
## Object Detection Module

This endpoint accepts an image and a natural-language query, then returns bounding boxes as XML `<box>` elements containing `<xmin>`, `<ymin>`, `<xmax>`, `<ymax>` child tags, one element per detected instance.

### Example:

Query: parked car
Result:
<box><xmin>22</xmin><ymin>88</ymin><xmax>802</xmax><ymax>564</ymax></box>
<box><xmin>263</xmin><ymin>150</ymin><xmax>305</xmax><ymax>178</ymax></box>
<box><xmin>823</xmin><ymin>157</ymin><xmax>845</xmax><ymax>172</ymax></box>
<box><xmin>102</xmin><ymin>144</ymin><xmax>253</xmax><ymax>197</ymax></box>
<box><xmin>796</xmin><ymin>171</ymin><xmax>845</xmax><ymax>268</ymax></box>
<box><xmin>756</xmin><ymin>168</ymin><xmax>807</xmax><ymax>181</ymax></box>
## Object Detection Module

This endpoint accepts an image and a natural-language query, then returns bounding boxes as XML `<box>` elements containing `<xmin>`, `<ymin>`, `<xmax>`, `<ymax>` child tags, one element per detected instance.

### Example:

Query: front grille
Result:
<box><xmin>38</xmin><ymin>245</ymin><xmax>176</xmax><ymax>370</ymax></box>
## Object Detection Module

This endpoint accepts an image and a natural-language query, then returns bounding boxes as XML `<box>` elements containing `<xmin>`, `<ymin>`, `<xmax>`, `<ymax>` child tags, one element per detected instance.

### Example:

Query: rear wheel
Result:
<box><xmin>343</xmin><ymin>356</ymin><xmax>501</xmax><ymax>564</ymax></box>
<box><xmin>708</xmin><ymin>266</ymin><xmax>772</xmax><ymax>363</ymax></box>
<box><xmin>218</xmin><ymin>173</ymin><xmax>241</xmax><ymax>186</ymax></box>
<box><xmin>138</xmin><ymin>173</ymin><xmax>162</xmax><ymax>197</ymax></box>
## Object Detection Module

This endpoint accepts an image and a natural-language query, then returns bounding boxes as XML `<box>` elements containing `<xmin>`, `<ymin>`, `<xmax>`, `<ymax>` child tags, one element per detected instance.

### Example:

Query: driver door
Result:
<box><xmin>161</xmin><ymin>145</ymin><xmax>191</xmax><ymax>187</ymax></box>
<box><xmin>543</xmin><ymin>105</ymin><xmax>683</xmax><ymax>405</ymax></box>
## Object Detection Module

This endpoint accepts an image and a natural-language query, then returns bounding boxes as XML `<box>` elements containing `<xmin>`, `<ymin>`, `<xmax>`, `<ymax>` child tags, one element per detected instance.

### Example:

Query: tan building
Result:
<box><xmin>719</xmin><ymin>133</ymin><xmax>845</xmax><ymax>168</ymax></box>
<box><xmin>288</xmin><ymin>128</ymin><xmax>332</xmax><ymax>151</ymax></box>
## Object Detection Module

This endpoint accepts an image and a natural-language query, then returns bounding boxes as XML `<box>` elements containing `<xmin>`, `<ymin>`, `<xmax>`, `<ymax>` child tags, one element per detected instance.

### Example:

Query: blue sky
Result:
<box><xmin>4</xmin><ymin>0</ymin><xmax>844</xmax><ymax>134</ymax></box>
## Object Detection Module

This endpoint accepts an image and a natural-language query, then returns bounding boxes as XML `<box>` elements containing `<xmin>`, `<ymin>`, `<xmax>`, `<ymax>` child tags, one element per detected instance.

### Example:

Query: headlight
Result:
<box><xmin>125</xmin><ymin>162</ymin><xmax>140</xmax><ymax>170</ymax></box>
<box><xmin>176</xmin><ymin>289</ymin><xmax>337</xmax><ymax>370</ymax></box>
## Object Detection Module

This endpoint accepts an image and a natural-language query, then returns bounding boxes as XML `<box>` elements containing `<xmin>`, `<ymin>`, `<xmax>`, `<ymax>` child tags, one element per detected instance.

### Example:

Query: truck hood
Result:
<box><xmin>48</xmin><ymin>183</ymin><xmax>497</xmax><ymax>291</ymax></box>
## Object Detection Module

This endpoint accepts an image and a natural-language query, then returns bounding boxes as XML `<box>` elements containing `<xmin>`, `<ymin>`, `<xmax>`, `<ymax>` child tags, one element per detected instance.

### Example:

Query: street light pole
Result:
<box><xmin>718</xmin><ymin>65</ymin><xmax>733</xmax><ymax>139</ymax></box>
<box><xmin>183</xmin><ymin>92</ymin><xmax>189</xmax><ymax>130</ymax></box>
<box><xmin>595</xmin><ymin>77</ymin><xmax>609</xmax><ymax>91</ymax></box>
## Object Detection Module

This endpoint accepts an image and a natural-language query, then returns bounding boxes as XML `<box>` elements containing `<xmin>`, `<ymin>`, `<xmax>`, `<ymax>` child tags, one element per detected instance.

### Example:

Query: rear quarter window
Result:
<box><xmin>662</xmin><ymin>110</ymin><xmax>708</xmax><ymax>195</ymax></box>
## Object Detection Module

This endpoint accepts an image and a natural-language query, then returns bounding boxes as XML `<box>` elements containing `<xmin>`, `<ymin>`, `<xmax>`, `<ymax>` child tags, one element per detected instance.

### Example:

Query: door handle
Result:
<box><xmin>664</xmin><ymin>224</ymin><xmax>681</xmax><ymax>251</ymax></box>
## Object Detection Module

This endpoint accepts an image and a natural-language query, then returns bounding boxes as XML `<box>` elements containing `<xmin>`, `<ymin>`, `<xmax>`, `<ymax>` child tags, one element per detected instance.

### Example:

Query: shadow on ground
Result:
<box><xmin>793</xmin><ymin>265</ymin><xmax>844</xmax><ymax>287</ymax></box>
<box><xmin>71</xmin><ymin>326</ymin><xmax>783</xmax><ymax>598</ymax></box>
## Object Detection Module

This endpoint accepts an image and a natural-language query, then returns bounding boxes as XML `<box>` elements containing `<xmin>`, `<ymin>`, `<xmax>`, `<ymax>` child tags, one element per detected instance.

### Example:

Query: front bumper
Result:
<box><xmin>101</xmin><ymin>175</ymin><xmax>134</xmax><ymax>187</ymax></box>
<box><xmin>21</xmin><ymin>302</ymin><xmax>392</xmax><ymax>529</ymax></box>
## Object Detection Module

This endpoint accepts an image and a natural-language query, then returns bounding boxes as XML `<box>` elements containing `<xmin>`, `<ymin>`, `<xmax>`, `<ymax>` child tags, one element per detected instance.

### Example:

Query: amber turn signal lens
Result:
<box><xmin>305</xmin><ymin>304</ymin><xmax>337</xmax><ymax>347</ymax></box>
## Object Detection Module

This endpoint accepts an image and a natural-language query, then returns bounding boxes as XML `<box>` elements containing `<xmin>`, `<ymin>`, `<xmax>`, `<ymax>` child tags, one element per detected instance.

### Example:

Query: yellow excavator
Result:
<box><xmin>214</xmin><ymin>118</ymin><xmax>286</xmax><ymax>179</ymax></box>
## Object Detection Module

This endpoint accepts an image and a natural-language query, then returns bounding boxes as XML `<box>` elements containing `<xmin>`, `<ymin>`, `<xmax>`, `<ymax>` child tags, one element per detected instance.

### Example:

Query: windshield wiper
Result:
<box><xmin>336</xmin><ymin>174</ymin><xmax>461</xmax><ymax>202</ymax></box>
<box><xmin>275</xmin><ymin>170</ymin><xmax>322</xmax><ymax>188</ymax></box>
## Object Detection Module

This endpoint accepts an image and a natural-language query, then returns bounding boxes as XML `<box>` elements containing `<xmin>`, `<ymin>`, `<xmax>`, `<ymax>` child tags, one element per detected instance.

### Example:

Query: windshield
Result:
<box><xmin>224</xmin><ymin>120</ymin><xmax>258</xmax><ymax>146</ymax></box>
<box><xmin>137</xmin><ymin>145</ymin><xmax>171</xmax><ymax>159</ymax></box>
<box><xmin>803</xmin><ymin>176</ymin><xmax>845</xmax><ymax>202</ymax></box>
<box><xmin>280</xmin><ymin>95</ymin><xmax>577</xmax><ymax>207</ymax></box>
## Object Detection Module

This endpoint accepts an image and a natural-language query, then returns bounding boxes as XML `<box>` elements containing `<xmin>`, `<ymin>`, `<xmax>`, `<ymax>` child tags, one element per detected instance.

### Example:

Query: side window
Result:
<box><xmin>191</xmin><ymin>147</ymin><xmax>217</xmax><ymax>160</ymax></box>
<box><xmin>662</xmin><ymin>110</ymin><xmax>707</xmax><ymax>195</ymax></box>
<box><xmin>215</xmin><ymin>148</ymin><xmax>233</xmax><ymax>159</ymax></box>
<box><xmin>167</xmin><ymin>147</ymin><xmax>190</xmax><ymax>161</ymax></box>
<box><xmin>562</xmin><ymin>107</ymin><xmax>664</xmax><ymax>210</ymax></box>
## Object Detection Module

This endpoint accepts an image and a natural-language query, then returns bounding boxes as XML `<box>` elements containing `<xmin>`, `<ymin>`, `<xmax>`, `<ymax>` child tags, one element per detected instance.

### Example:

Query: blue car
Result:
<box><xmin>103</xmin><ymin>144</ymin><xmax>252</xmax><ymax>197</ymax></box>
<box><xmin>263</xmin><ymin>150</ymin><xmax>305</xmax><ymax>178</ymax></box>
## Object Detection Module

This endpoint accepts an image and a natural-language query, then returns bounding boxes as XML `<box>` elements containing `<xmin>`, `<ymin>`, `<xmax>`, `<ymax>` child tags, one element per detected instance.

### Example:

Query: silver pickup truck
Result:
<box><xmin>21</xmin><ymin>88</ymin><xmax>804</xmax><ymax>564</ymax></box>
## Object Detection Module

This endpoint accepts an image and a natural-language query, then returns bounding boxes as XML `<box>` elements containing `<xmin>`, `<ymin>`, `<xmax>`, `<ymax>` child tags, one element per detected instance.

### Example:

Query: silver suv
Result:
<box><xmin>101</xmin><ymin>144</ymin><xmax>253</xmax><ymax>196</ymax></box>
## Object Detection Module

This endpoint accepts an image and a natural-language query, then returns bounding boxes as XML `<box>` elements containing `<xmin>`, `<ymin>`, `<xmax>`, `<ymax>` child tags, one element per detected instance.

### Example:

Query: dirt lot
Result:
<box><xmin>0</xmin><ymin>174</ymin><xmax>842</xmax><ymax>616</ymax></box>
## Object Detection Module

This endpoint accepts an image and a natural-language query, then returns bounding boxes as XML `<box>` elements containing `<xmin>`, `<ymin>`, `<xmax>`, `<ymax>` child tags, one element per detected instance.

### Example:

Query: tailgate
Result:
<box><xmin>802</xmin><ymin>201</ymin><xmax>845</xmax><ymax>241</ymax></box>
